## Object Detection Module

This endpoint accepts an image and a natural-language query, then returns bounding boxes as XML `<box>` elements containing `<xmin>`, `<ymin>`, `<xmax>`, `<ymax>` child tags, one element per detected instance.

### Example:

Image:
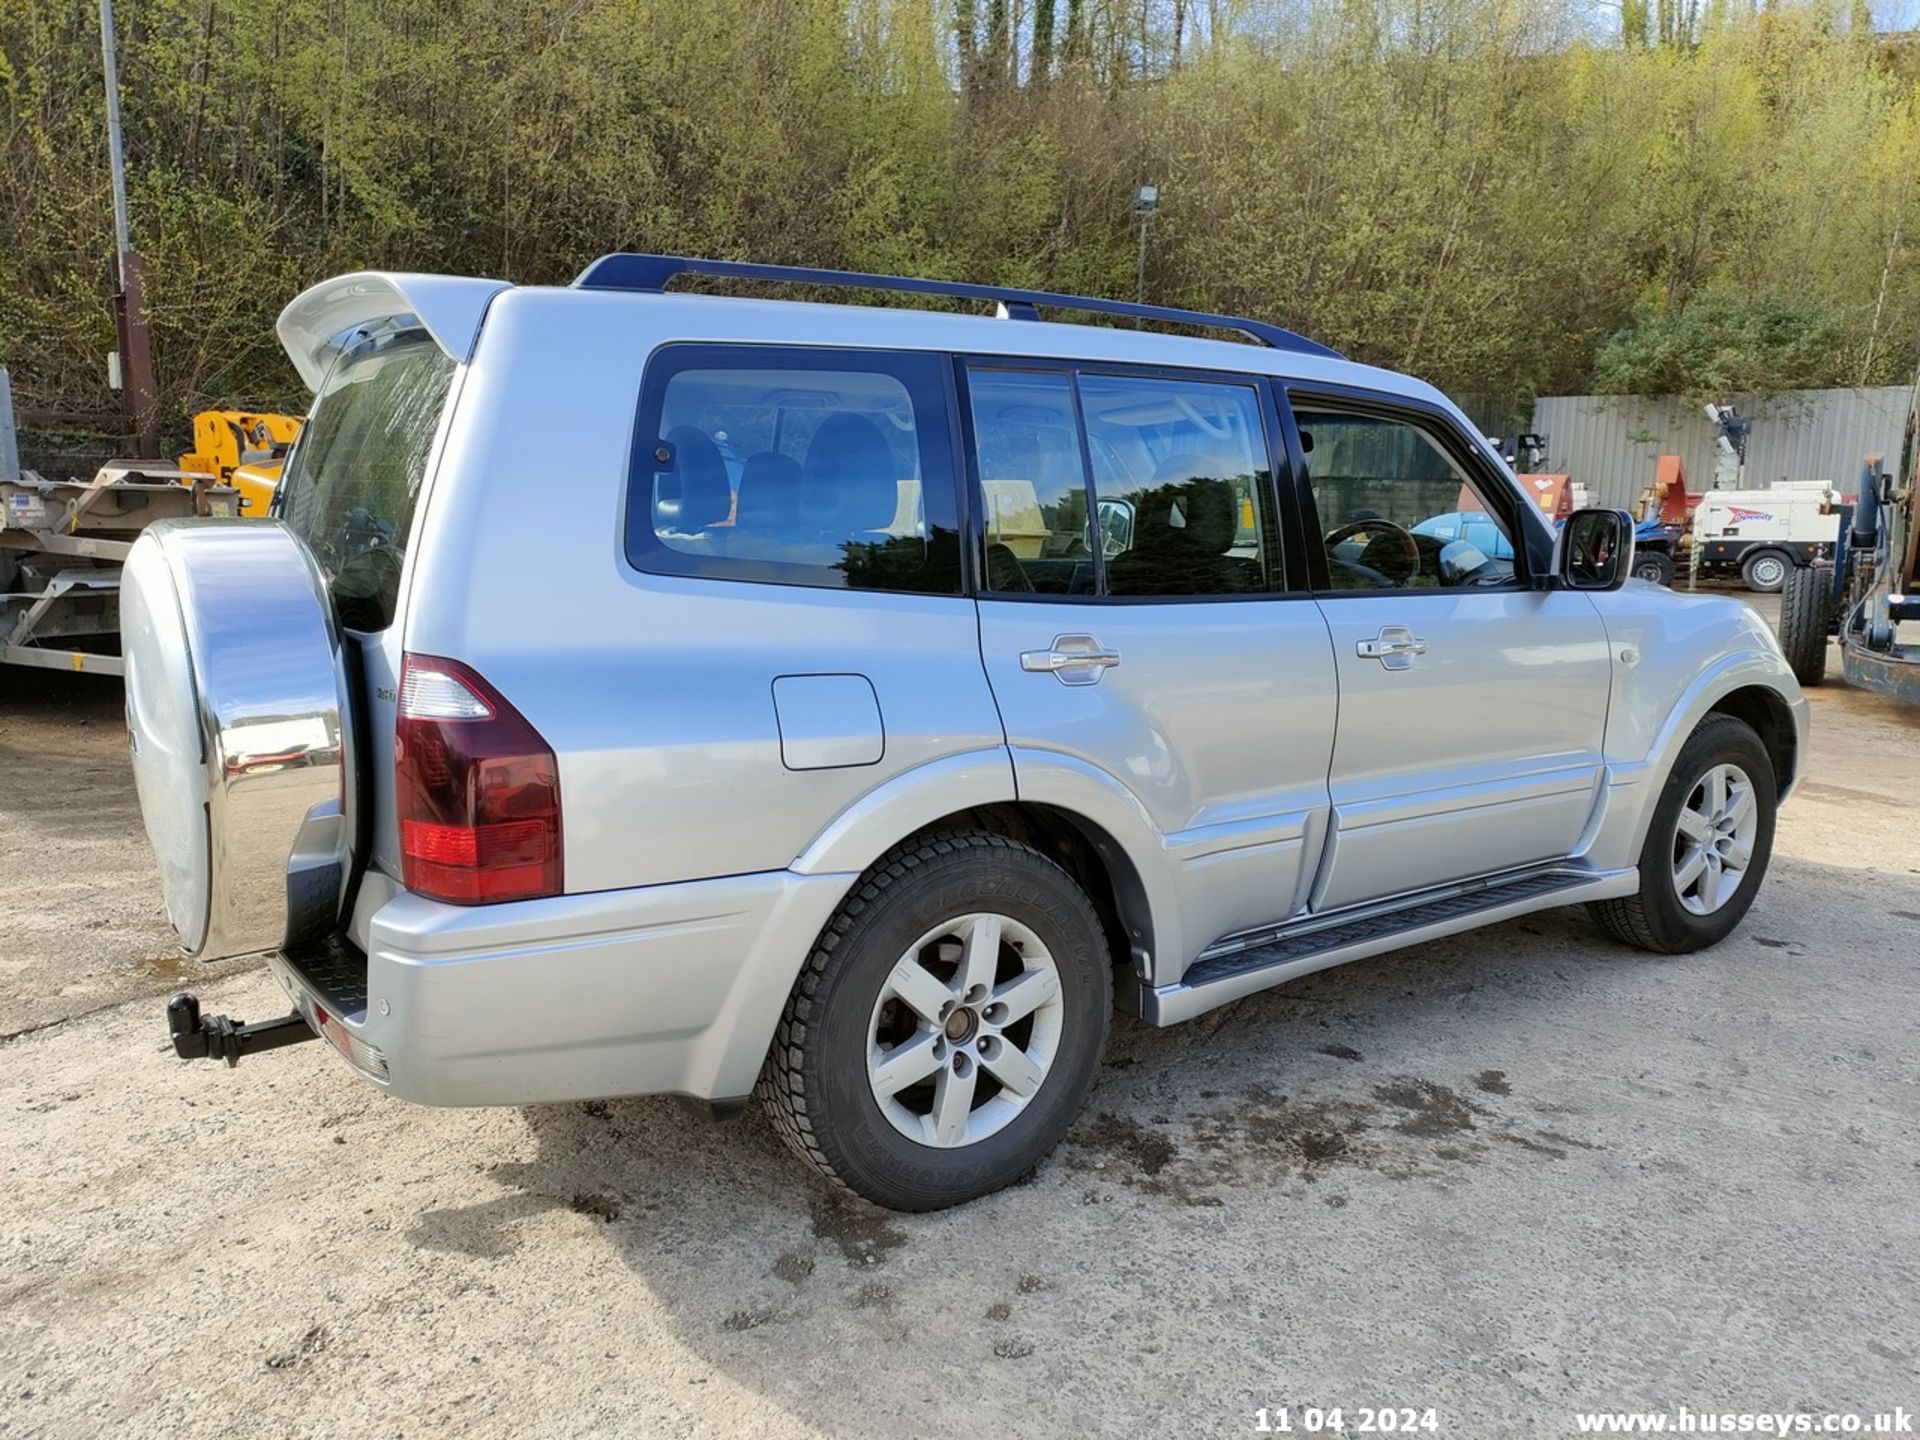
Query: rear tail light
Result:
<box><xmin>396</xmin><ymin>654</ymin><xmax>562</xmax><ymax>904</ymax></box>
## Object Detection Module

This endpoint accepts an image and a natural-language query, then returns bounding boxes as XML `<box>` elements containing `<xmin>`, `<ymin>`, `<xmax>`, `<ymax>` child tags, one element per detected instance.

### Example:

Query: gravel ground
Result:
<box><xmin>2</xmin><ymin>597</ymin><xmax>1916</xmax><ymax>1439</ymax></box>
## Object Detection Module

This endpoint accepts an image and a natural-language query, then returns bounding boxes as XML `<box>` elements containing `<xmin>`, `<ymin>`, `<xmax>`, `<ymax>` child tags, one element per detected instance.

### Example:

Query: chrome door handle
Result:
<box><xmin>1356</xmin><ymin>626</ymin><xmax>1428</xmax><ymax>670</ymax></box>
<box><xmin>1021</xmin><ymin>634</ymin><xmax>1121</xmax><ymax>686</ymax></box>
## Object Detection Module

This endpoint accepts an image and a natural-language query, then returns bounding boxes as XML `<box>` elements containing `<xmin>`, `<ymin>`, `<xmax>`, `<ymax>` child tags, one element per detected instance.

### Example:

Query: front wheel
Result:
<box><xmin>759</xmin><ymin>830</ymin><xmax>1113</xmax><ymax>1211</ymax></box>
<box><xmin>1588</xmin><ymin>714</ymin><xmax>1777</xmax><ymax>954</ymax></box>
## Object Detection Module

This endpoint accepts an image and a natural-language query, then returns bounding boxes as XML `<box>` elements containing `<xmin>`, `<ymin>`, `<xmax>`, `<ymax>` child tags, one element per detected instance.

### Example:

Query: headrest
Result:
<box><xmin>1135</xmin><ymin>454</ymin><xmax>1242</xmax><ymax>554</ymax></box>
<box><xmin>804</xmin><ymin>413</ymin><xmax>897</xmax><ymax>531</ymax></box>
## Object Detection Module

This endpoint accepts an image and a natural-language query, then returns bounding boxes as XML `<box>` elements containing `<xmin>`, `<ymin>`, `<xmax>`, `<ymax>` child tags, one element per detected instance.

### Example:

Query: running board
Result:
<box><xmin>1126</xmin><ymin>865</ymin><xmax>1637</xmax><ymax>1026</ymax></box>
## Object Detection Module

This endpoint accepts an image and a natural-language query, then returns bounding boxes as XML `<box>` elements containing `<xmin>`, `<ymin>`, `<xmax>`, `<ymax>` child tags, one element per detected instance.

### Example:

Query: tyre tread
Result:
<box><xmin>1777</xmin><ymin>561</ymin><xmax>1831</xmax><ymax>687</ymax></box>
<box><xmin>1586</xmin><ymin>713</ymin><xmax>1771</xmax><ymax>954</ymax></box>
<box><xmin>756</xmin><ymin>828</ymin><xmax>1085</xmax><ymax>1203</ymax></box>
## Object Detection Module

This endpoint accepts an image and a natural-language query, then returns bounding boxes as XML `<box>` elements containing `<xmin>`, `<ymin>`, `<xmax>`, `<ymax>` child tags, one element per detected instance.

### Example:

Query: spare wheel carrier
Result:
<box><xmin>121</xmin><ymin>519</ymin><xmax>358</xmax><ymax>960</ymax></box>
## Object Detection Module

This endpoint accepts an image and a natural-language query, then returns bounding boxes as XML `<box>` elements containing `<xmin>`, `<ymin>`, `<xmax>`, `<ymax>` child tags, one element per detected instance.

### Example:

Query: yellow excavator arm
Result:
<box><xmin>178</xmin><ymin>410</ymin><xmax>302</xmax><ymax>515</ymax></box>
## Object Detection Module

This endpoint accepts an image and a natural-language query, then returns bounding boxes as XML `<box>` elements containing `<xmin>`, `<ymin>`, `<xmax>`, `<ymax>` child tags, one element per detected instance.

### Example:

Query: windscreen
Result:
<box><xmin>276</xmin><ymin>325</ymin><xmax>456</xmax><ymax>630</ymax></box>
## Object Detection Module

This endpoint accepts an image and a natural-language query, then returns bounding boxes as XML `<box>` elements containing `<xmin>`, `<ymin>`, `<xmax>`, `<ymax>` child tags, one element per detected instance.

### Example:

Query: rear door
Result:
<box><xmin>273</xmin><ymin>318</ymin><xmax>462</xmax><ymax>893</ymax></box>
<box><xmin>1285</xmin><ymin>392</ymin><xmax>1613</xmax><ymax>913</ymax></box>
<box><xmin>966</xmin><ymin>361</ymin><xmax>1338</xmax><ymax>968</ymax></box>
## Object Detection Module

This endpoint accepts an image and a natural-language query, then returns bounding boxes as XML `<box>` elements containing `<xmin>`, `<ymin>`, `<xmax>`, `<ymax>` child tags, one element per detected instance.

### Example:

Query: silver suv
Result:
<box><xmin>124</xmin><ymin>256</ymin><xmax>1808</xmax><ymax>1211</ymax></box>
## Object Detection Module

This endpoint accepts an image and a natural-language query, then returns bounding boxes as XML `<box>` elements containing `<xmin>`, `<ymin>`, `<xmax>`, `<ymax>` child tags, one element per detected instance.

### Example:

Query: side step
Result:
<box><xmin>1131</xmin><ymin>865</ymin><xmax>1631</xmax><ymax>1026</ymax></box>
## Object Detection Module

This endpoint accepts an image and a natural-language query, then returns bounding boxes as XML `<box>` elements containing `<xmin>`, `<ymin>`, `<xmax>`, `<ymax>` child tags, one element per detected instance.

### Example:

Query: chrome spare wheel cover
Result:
<box><xmin>1671</xmin><ymin>762</ymin><xmax>1758</xmax><ymax>916</ymax></box>
<box><xmin>121</xmin><ymin>520</ymin><xmax>355</xmax><ymax>960</ymax></box>
<box><xmin>867</xmin><ymin>912</ymin><xmax>1066</xmax><ymax>1149</ymax></box>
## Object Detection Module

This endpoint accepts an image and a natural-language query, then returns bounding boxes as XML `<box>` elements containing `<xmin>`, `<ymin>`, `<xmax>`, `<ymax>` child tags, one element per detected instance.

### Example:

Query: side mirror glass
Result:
<box><xmin>1554</xmin><ymin>507</ymin><xmax>1633</xmax><ymax>591</ymax></box>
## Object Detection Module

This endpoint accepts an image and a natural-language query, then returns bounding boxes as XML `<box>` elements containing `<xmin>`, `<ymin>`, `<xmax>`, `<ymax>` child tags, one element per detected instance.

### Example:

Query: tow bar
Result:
<box><xmin>166</xmin><ymin>993</ymin><xmax>318</xmax><ymax>1067</ymax></box>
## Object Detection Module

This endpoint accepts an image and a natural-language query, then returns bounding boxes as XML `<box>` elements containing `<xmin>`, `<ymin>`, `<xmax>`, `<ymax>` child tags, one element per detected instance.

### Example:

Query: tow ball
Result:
<box><xmin>166</xmin><ymin>993</ymin><xmax>318</xmax><ymax>1067</ymax></box>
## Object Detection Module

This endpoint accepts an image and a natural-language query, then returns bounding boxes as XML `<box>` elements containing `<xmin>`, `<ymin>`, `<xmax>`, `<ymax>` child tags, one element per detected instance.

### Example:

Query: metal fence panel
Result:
<box><xmin>1527</xmin><ymin>387</ymin><xmax>1910</xmax><ymax>509</ymax></box>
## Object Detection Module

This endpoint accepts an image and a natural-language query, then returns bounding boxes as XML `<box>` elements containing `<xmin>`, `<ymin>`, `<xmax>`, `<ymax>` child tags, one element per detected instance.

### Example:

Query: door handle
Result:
<box><xmin>1021</xmin><ymin>634</ymin><xmax>1121</xmax><ymax>686</ymax></box>
<box><xmin>1356</xmin><ymin>626</ymin><xmax>1428</xmax><ymax>671</ymax></box>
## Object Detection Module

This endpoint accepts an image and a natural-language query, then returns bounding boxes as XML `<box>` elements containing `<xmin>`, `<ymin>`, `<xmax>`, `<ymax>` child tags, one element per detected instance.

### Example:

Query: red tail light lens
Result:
<box><xmin>396</xmin><ymin>654</ymin><xmax>562</xmax><ymax>904</ymax></box>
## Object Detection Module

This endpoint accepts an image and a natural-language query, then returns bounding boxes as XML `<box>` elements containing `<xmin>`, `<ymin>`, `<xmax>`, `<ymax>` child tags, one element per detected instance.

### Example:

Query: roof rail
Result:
<box><xmin>572</xmin><ymin>253</ymin><xmax>1344</xmax><ymax>360</ymax></box>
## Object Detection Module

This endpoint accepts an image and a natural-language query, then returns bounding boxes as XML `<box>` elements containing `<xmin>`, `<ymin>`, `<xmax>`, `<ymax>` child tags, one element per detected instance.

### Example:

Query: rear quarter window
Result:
<box><xmin>624</xmin><ymin>345</ymin><xmax>962</xmax><ymax>595</ymax></box>
<box><xmin>276</xmin><ymin>326</ymin><xmax>456</xmax><ymax>630</ymax></box>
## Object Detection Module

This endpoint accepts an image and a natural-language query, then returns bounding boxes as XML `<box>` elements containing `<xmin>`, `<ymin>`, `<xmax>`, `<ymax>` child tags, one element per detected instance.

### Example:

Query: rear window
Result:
<box><xmin>276</xmin><ymin>326</ymin><xmax>456</xmax><ymax>630</ymax></box>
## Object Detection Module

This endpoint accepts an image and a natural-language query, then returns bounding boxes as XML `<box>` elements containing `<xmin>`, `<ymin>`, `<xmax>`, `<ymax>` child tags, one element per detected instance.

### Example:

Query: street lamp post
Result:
<box><xmin>1132</xmin><ymin>184</ymin><xmax>1158</xmax><ymax>313</ymax></box>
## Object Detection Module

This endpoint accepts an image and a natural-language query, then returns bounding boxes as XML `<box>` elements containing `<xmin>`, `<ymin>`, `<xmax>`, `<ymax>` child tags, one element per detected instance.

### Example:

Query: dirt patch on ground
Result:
<box><xmin>809</xmin><ymin>1196</ymin><xmax>908</xmax><ymax>1268</ymax></box>
<box><xmin>1372</xmin><ymin>1079</ymin><xmax>1483</xmax><ymax>1137</ymax></box>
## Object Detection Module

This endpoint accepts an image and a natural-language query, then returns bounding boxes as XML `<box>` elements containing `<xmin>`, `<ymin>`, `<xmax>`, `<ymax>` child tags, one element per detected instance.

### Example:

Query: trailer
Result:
<box><xmin>1687</xmin><ymin>480</ymin><xmax>1843</xmax><ymax>591</ymax></box>
<box><xmin>1624</xmin><ymin>455</ymin><xmax>1848</xmax><ymax>592</ymax></box>
<box><xmin>1</xmin><ymin>370</ymin><xmax>237</xmax><ymax>679</ymax></box>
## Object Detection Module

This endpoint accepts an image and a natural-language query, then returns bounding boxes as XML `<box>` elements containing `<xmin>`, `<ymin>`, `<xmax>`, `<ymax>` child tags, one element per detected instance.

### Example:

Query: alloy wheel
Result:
<box><xmin>1671</xmin><ymin>762</ymin><xmax>1759</xmax><ymax>916</ymax></box>
<box><xmin>866</xmin><ymin>912</ymin><xmax>1065</xmax><ymax>1148</ymax></box>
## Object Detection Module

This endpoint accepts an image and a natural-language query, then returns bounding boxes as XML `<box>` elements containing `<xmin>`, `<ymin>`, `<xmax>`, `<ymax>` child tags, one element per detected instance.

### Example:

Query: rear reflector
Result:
<box><xmin>396</xmin><ymin>654</ymin><xmax>562</xmax><ymax>904</ymax></box>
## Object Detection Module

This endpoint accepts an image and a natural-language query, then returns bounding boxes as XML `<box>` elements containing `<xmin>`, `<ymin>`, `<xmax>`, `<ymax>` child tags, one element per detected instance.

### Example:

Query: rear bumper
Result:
<box><xmin>268</xmin><ymin>867</ymin><xmax>855</xmax><ymax>1107</ymax></box>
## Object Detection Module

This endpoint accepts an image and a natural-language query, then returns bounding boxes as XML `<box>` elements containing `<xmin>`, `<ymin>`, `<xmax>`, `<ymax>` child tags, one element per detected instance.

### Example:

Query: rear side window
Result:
<box><xmin>964</xmin><ymin>365</ymin><xmax>1277</xmax><ymax>599</ymax></box>
<box><xmin>276</xmin><ymin>325</ymin><xmax>456</xmax><ymax>631</ymax></box>
<box><xmin>625</xmin><ymin>346</ymin><xmax>962</xmax><ymax>595</ymax></box>
<box><xmin>1080</xmin><ymin>374</ymin><xmax>1272</xmax><ymax>597</ymax></box>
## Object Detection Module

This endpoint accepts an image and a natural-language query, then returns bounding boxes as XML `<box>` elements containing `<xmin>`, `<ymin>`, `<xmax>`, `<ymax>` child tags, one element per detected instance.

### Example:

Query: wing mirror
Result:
<box><xmin>1551</xmin><ymin>507</ymin><xmax>1634</xmax><ymax>591</ymax></box>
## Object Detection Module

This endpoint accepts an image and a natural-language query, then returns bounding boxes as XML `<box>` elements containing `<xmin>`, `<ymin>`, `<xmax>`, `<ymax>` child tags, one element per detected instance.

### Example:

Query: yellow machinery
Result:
<box><xmin>178</xmin><ymin>410</ymin><xmax>301</xmax><ymax>515</ymax></box>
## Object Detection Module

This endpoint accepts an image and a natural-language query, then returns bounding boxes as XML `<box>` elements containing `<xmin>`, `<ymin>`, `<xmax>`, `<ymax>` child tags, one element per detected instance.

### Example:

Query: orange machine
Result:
<box><xmin>1458</xmin><ymin>474</ymin><xmax>1573</xmax><ymax>524</ymax></box>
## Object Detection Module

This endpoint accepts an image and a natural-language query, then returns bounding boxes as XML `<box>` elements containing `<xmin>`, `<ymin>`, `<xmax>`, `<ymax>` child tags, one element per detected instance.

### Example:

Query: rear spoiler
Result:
<box><xmin>276</xmin><ymin>272</ymin><xmax>510</xmax><ymax>392</ymax></box>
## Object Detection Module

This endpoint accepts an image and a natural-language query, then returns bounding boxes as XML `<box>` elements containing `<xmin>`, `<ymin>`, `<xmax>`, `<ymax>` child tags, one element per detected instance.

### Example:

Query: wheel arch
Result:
<box><xmin>1613</xmin><ymin>653</ymin><xmax>1807</xmax><ymax>865</ymax></box>
<box><xmin>790</xmin><ymin>749</ymin><xmax>1179</xmax><ymax>983</ymax></box>
<box><xmin>1705</xmin><ymin>684</ymin><xmax>1800</xmax><ymax>796</ymax></box>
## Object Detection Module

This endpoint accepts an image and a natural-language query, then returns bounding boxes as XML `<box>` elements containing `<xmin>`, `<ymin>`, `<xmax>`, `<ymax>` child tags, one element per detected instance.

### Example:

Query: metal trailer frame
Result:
<box><xmin>2</xmin><ymin>372</ymin><xmax>238</xmax><ymax>678</ymax></box>
<box><xmin>1836</xmin><ymin>452</ymin><xmax>1920</xmax><ymax>704</ymax></box>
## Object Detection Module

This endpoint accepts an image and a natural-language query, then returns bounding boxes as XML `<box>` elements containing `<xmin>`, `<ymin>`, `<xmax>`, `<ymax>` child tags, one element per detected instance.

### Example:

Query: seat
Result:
<box><xmin>656</xmin><ymin>425</ymin><xmax>732</xmax><ymax>538</ymax></box>
<box><xmin>735</xmin><ymin>452</ymin><xmax>804</xmax><ymax>537</ymax></box>
<box><xmin>1105</xmin><ymin>455</ymin><xmax>1260</xmax><ymax>597</ymax></box>
<box><xmin>802</xmin><ymin>412</ymin><xmax>899</xmax><ymax>537</ymax></box>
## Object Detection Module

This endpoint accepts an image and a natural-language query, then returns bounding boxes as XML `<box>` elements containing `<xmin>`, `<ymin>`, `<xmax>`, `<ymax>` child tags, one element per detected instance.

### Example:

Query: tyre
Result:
<box><xmin>1632</xmin><ymin>549</ymin><xmax>1674</xmax><ymax>586</ymax></box>
<box><xmin>759</xmin><ymin>830</ymin><xmax>1113</xmax><ymax>1211</ymax></box>
<box><xmin>1777</xmin><ymin>561</ymin><xmax>1831</xmax><ymax>687</ymax></box>
<box><xmin>1588</xmin><ymin>714</ymin><xmax>1777</xmax><ymax>955</ymax></box>
<box><xmin>1742</xmin><ymin>549</ymin><xmax>1790</xmax><ymax>593</ymax></box>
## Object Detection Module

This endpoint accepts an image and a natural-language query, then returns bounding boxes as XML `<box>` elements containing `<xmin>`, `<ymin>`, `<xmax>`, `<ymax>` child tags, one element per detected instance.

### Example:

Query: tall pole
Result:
<box><xmin>1130</xmin><ymin>183</ymin><xmax>1158</xmax><ymax>319</ymax></box>
<box><xmin>99</xmin><ymin>0</ymin><xmax>160</xmax><ymax>459</ymax></box>
<box><xmin>1136</xmin><ymin>215</ymin><xmax>1149</xmax><ymax>309</ymax></box>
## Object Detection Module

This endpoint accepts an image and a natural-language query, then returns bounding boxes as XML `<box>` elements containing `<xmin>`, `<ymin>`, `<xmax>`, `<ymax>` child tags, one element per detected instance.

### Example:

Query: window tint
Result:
<box><xmin>1079</xmin><ymin>374</ymin><xmax>1271</xmax><ymax>597</ymax></box>
<box><xmin>1293</xmin><ymin>406</ymin><xmax>1519</xmax><ymax>591</ymax></box>
<box><xmin>276</xmin><ymin>326</ymin><xmax>455</xmax><ymax>631</ymax></box>
<box><xmin>627</xmin><ymin>349</ymin><xmax>960</xmax><ymax>594</ymax></box>
<box><xmin>967</xmin><ymin>367</ymin><xmax>1276</xmax><ymax>599</ymax></box>
<box><xmin>967</xmin><ymin>370</ymin><xmax>1096</xmax><ymax>596</ymax></box>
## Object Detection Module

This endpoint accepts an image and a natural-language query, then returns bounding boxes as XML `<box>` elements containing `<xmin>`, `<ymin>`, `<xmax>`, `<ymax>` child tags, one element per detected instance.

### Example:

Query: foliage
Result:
<box><xmin>1592</xmin><ymin>287</ymin><xmax>1853</xmax><ymax>399</ymax></box>
<box><xmin>2</xmin><ymin>0</ymin><xmax>1918</xmax><ymax>442</ymax></box>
